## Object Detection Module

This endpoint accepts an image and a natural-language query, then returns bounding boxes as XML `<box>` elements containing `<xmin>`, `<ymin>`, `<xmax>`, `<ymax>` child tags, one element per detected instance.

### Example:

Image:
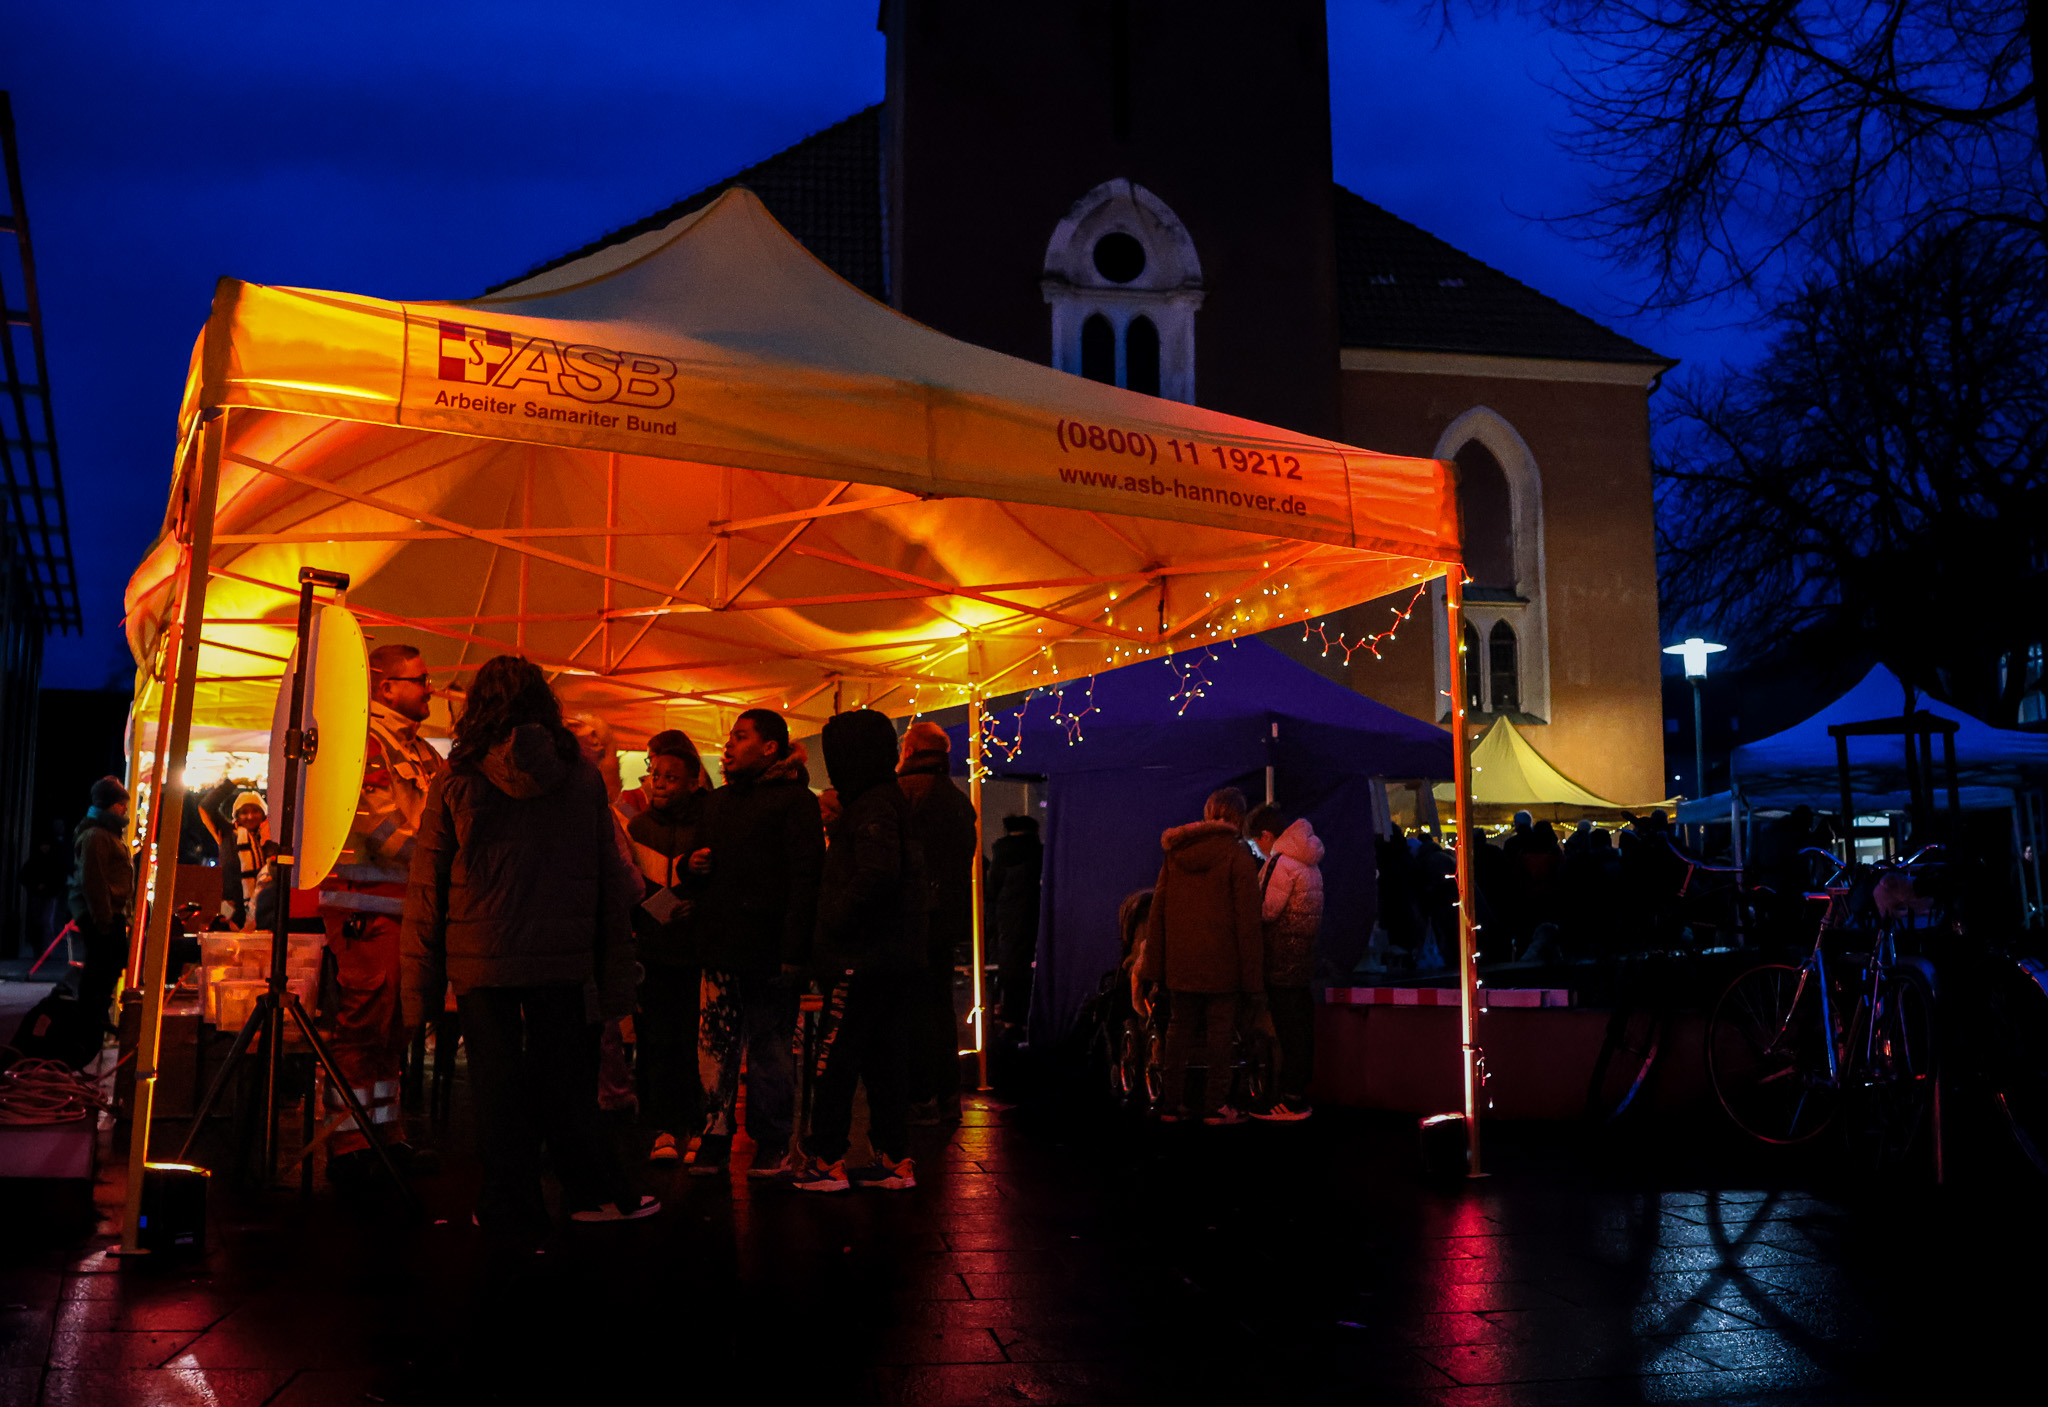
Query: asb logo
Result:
<box><xmin>434</xmin><ymin>320</ymin><xmax>676</xmax><ymax>409</ymax></box>
<box><xmin>439</xmin><ymin>323</ymin><xmax>512</xmax><ymax>384</ymax></box>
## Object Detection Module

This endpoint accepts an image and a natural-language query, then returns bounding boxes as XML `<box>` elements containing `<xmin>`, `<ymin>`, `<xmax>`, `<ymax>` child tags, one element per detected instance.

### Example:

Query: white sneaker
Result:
<box><xmin>1202</xmin><ymin>1105</ymin><xmax>1247</xmax><ymax>1126</ymax></box>
<box><xmin>1251</xmin><ymin>1101</ymin><xmax>1313</xmax><ymax>1123</ymax></box>
<box><xmin>649</xmin><ymin>1132</ymin><xmax>679</xmax><ymax>1163</ymax></box>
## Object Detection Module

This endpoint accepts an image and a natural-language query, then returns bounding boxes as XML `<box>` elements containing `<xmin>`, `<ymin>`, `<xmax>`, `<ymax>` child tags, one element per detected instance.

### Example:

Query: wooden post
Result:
<box><xmin>118</xmin><ymin>409</ymin><xmax>223</xmax><ymax>1255</ymax></box>
<box><xmin>1443</xmin><ymin>570</ymin><xmax>1483</xmax><ymax>1177</ymax></box>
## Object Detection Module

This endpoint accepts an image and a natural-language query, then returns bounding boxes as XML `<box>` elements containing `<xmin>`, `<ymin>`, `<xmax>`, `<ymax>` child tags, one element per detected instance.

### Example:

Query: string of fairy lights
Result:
<box><xmin>889</xmin><ymin>565</ymin><xmax>1451</xmax><ymax>784</ymax></box>
<box><xmin>1301</xmin><ymin>582</ymin><xmax>1430</xmax><ymax>664</ymax></box>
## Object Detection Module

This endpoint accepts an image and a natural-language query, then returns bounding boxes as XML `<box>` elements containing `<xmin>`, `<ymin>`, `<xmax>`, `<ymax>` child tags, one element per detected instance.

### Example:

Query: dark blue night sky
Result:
<box><xmin>4</xmin><ymin>2</ymin><xmax>1750</xmax><ymax>689</ymax></box>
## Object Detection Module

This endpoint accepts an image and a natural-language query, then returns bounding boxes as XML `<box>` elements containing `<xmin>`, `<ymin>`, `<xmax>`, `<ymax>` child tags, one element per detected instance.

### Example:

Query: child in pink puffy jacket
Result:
<box><xmin>1246</xmin><ymin>805</ymin><xmax>1323</xmax><ymax>1121</ymax></box>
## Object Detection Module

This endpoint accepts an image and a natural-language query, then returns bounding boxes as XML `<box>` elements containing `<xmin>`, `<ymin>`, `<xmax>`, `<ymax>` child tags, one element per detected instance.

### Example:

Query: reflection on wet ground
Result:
<box><xmin>3</xmin><ymin>1072</ymin><xmax>2042</xmax><ymax>1405</ymax></box>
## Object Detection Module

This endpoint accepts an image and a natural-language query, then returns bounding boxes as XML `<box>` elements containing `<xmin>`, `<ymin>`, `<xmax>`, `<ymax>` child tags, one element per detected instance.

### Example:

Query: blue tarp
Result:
<box><xmin>1727</xmin><ymin>665</ymin><xmax>2048</xmax><ymax>814</ymax></box>
<box><xmin>942</xmin><ymin>639</ymin><xmax>1453</xmax><ymax>1041</ymax></box>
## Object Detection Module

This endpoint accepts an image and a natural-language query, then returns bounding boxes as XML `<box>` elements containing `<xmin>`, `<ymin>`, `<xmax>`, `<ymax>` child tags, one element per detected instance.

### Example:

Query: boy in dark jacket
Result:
<box><xmin>691</xmin><ymin>708</ymin><xmax>822</xmax><ymax>1179</ymax></box>
<box><xmin>792</xmin><ymin>710</ymin><xmax>929</xmax><ymax>1193</ymax></box>
<box><xmin>625</xmin><ymin>729</ymin><xmax>709</xmax><ymax>1163</ymax></box>
<box><xmin>1139</xmin><ymin>789</ymin><xmax>1264</xmax><ymax>1124</ymax></box>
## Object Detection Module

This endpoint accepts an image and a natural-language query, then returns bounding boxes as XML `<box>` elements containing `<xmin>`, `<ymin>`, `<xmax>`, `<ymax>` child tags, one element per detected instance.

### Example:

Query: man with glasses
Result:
<box><xmin>319</xmin><ymin>643</ymin><xmax>447</xmax><ymax>1183</ymax></box>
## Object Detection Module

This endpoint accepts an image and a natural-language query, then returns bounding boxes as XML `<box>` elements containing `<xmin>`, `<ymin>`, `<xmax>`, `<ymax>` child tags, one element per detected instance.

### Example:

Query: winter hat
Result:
<box><xmin>89</xmin><ymin>776</ymin><xmax>129</xmax><ymax>809</ymax></box>
<box><xmin>901</xmin><ymin>719</ymin><xmax>951</xmax><ymax>756</ymax></box>
<box><xmin>821</xmin><ymin>708</ymin><xmax>900</xmax><ymax>800</ymax></box>
<box><xmin>233</xmin><ymin>791</ymin><xmax>266</xmax><ymax>816</ymax></box>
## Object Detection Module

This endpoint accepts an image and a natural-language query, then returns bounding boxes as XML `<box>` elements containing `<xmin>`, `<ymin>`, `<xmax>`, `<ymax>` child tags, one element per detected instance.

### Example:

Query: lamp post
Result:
<box><xmin>1664</xmin><ymin>637</ymin><xmax>1726</xmax><ymax>838</ymax></box>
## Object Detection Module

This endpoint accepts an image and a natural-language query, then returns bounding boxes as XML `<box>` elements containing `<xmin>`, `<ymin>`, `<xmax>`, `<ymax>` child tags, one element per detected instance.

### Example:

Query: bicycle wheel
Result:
<box><xmin>1144</xmin><ymin>1027</ymin><xmax>1165</xmax><ymax>1108</ymax></box>
<box><xmin>1115</xmin><ymin>1020</ymin><xmax>1144</xmax><ymax>1107</ymax></box>
<box><xmin>1586</xmin><ymin>1003</ymin><xmax>1663</xmax><ymax>1123</ymax></box>
<box><xmin>1985</xmin><ymin>958</ymin><xmax>2048</xmax><ymax>1177</ymax></box>
<box><xmin>1845</xmin><ymin>966</ymin><xmax>1937</xmax><ymax>1171</ymax></box>
<box><xmin>1708</xmin><ymin>963</ymin><xmax>1839</xmax><ymax>1143</ymax></box>
<box><xmin>1090</xmin><ymin>1020</ymin><xmax>1122</xmax><ymax>1104</ymax></box>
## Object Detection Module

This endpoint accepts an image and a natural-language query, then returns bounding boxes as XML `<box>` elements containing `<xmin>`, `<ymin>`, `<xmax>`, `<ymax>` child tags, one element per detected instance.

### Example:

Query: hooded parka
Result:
<box><xmin>1258</xmin><ymin>818</ymin><xmax>1325</xmax><ymax>987</ymax></box>
<box><xmin>401</xmin><ymin>723</ymin><xmax>639</xmax><ymax>1025</ymax></box>
<box><xmin>815</xmin><ymin>710</ymin><xmax>928</xmax><ymax>975</ymax></box>
<box><xmin>1139</xmin><ymin>820</ymin><xmax>1263</xmax><ymax>995</ymax></box>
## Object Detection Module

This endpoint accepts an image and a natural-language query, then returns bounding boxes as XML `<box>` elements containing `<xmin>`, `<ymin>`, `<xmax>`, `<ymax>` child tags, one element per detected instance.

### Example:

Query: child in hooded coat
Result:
<box><xmin>1247</xmin><ymin>805</ymin><xmax>1323</xmax><ymax>1120</ymax></box>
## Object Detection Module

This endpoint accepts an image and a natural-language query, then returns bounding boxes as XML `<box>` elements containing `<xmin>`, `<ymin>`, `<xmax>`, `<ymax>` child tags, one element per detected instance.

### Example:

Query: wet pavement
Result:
<box><xmin>4</xmin><ymin>1023</ymin><xmax>2046</xmax><ymax>1405</ymax></box>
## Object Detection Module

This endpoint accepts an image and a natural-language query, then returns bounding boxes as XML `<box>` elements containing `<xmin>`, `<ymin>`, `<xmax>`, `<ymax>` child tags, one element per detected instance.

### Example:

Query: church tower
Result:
<box><xmin>880</xmin><ymin>0</ymin><xmax>1343</xmax><ymax>439</ymax></box>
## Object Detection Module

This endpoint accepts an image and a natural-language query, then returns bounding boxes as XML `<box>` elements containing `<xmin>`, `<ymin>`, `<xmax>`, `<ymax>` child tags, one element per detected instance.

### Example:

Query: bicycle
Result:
<box><xmin>1708</xmin><ymin>846</ymin><xmax>2048</xmax><ymax>1177</ymax></box>
<box><xmin>1584</xmin><ymin>842</ymin><xmax>1777</xmax><ymax>1124</ymax></box>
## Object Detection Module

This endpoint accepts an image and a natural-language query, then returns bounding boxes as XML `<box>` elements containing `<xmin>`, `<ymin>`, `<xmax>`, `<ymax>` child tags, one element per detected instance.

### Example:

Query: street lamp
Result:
<box><xmin>1663</xmin><ymin>637</ymin><xmax>1726</xmax><ymax>824</ymax></box>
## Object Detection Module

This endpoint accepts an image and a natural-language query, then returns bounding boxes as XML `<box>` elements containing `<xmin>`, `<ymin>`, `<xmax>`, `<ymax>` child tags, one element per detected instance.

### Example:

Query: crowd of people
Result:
<box><xmin>374</xmin><ymin>653</ymin><xmax>982</xmax><ymax>1236</ymax></box>
<box><xmin>44</xmin><ymin>642</ymin><xmax>1782</xmax><ymax>1236</ymax></box>
<box><xmin>1376</xmin><ymin>809</ymin><xmax>1696</xmax><ymax>967</ymax></box>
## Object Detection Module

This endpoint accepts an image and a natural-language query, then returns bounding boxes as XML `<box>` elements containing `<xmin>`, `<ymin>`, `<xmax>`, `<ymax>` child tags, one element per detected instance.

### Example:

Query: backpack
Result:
<box><xmin>7</xmin><ymin>988</ymin><xmax>103</xmax><ymax>1071</ymax></box>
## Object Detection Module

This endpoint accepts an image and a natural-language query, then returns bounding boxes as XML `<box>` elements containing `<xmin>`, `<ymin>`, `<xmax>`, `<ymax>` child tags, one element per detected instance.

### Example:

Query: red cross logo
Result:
<box><xmin>438</xmin><ymin>321</ymin><xmax>513</xmax><ymax>384</ymax></box>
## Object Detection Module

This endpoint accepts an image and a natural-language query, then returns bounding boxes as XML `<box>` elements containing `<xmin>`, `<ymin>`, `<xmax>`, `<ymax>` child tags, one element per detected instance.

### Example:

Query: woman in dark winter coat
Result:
<box><xmin>401</xmin><ymin>654</ymin><xmax>654</xmax><ymax>1234</ymax></box>
<box><xmin>792</xmin><ymin>709</ymin><xmax>929</xmax><ymax>1193</ymax></box>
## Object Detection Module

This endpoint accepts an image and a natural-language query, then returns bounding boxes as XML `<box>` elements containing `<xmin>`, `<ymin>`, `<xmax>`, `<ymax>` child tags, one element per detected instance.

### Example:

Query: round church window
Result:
<box><xmin>1091</xmin><ymin>232</ymin><xmax>1147</xmax><ymax>283</ymax></box>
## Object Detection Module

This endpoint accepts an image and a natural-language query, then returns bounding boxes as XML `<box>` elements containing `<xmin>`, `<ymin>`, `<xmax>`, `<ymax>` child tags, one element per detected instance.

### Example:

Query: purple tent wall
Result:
<box><xmin>1029</xmin><ymin>766</ymin><xmax>1258</xmax><ymax>1049</ymax></box>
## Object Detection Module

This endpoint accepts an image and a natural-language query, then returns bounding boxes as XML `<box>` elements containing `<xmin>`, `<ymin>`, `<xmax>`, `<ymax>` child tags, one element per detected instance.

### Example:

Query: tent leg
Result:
<box><xmin>116</xmin><ymin>409</ymin><xmax>223</xmax><ymax>1258</ymax></box>
<box><xmin>123</xmin><ymin>660</ymin><xmax>182</xmax><ymax>990</ymax></box>
<box><xmin>967</xmin><ymin>694</ymin><xmax>990</xmax><ymax>1091</ymax></box>
<box><xmin>1443</xmin><ymin>571</ymin><xmax>1484</xmax><ymax>1177</ymax></box>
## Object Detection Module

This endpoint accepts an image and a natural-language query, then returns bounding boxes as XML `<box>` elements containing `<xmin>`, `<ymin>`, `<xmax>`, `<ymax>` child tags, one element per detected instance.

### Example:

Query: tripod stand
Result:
<box><xmin>175</xmin><ymin>568</ymin><xmax>418</xmax><ymax>1211</ymax></box>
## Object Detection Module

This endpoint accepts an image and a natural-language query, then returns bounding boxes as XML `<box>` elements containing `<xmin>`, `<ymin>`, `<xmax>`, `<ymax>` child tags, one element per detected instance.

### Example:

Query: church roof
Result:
<box><xmin>487</xmin><ymin>107</ymin><xmax>887</xmax><ymax>299</ymax></box>
<box><xmin>1334</xmin><ymin>187</ymin><xmax>1668</xmax><ymax>366</ymax></box>
<box><xmin>492</xmin><ymin>106</ymin><xmax>1667</xmax><ymax>368</ymax></box>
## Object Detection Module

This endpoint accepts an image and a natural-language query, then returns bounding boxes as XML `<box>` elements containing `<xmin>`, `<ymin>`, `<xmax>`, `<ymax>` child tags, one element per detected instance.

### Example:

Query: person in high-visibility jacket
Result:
<box><xmin>319</xmin><ymin>642</ymin><xmax>446</xmax><ymax>1180</ymax></box>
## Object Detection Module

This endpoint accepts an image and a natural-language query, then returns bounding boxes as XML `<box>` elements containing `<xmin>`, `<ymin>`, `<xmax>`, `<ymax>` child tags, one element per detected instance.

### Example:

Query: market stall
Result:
<box><xmin>935</xmin><ymin>637</ymin><xmax>1455</xmax><ymax>1037</ymax></box>
<box><xmin>119</xmin><ymin>189</ymin><xmax>1483</xmax><ymax>1220</ymax></box>
<box><xmin>1432</xmin><ymin>716</ymin><xmax>1667</xmax><ymax>824</ymax></box>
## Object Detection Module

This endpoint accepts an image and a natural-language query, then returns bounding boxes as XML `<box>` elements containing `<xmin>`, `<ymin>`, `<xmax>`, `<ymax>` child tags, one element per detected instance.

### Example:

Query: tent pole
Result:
<box><xmin>1443</xmin><ymin>570</ymin><xmax>1483</xmax><ymax>1177</ymax></box>
<box><xmin>117</xmin><ymin>408</ymin><xmax>223</xmax><ymax>1257</ymax></box>
<box><xmin>123</xmin><ymin>676</ymin><xmax>180</xmax><ymax>990</ymax></box>
<box><xmin>967</xmin><ymin>689</ymin><xmax>990</xmax><ymax>1092</ymax></box>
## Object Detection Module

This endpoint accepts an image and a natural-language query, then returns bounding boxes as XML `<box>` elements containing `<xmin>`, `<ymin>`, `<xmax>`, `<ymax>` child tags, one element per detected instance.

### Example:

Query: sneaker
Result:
<box><xmin>649</xmin><ymin>1132</ymin><xmax>680</xmax><ymax>1163</ymax></box>
<box><xmin>1202</xmin><ymin>1105</ymin><xmax>1247</xmax><ymax>1126</ymax></box>
<box><xmin>569</xmin><ymin>1195</ymin><xmax>663</xmax><ymax>1224</ymax></box>
<box><xmin>747</xmin><ymin>1149</ymin><xmax>793</xmax><ymax>1180</ymax></box>
<box><xmin>848</xmin><ymin>1155</ymin><xmax>916</xmax><ymax>1190</ymax></box>
<box><xmin>1250</xmin><ymin>1100</ymin><xmax>1313</xmax><ymax>1123</ymax></box>
<box><xmin>1156</xmin><ymin>1106</ymin><xmax>1188</xmax><ymax>1124</ymax></box>
<box><xmin>906</xmin><ymin>1099</ymin><xmax>945</xmax><ymax>1127</ymax></box>
<box><xmin>790</xmin><ymin>1156</ymin><xmax>851</xmax><ymax>1193</ymax></box>
<box><xmin>688</xmin><ymin>1137</ymin><xmax>732</xmax><ymax>1177</ymax></box>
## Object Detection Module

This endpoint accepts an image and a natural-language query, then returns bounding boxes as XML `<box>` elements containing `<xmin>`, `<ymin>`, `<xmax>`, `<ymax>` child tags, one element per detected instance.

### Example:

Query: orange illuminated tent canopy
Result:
<box><xmin>117</xmin><ymin>189</ymin><xmax>1489</xmax><ymax>1244</ymax></box>
<box><xmin>126</xmin><ymin>188</ymin><xmax>1461</xmax><ymax>745</ymax></box>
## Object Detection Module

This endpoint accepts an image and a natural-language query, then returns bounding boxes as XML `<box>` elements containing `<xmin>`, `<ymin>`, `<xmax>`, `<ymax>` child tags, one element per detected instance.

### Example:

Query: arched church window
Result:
<box><xmin>1043</xmin><ymin>179</ymin><xmax>1204</xmax><ymax>402</ymax></box>
<box><xmin>1432</xmin><ymin>407</ymin><xmax>1550</xmax><ymax>724</ymax></box>
<box><xmin>1489</xmin><ymin>620</ymin><xmax>1520</xmax><ymax>713</ymax></box>
<box><xmin>1455</xmin><ymin>441</ymin><xmax>1516</xmax><ymax>591</ymax></box>
<box><xmin>1081</xmin><ymin>314</ymin><xmax>1116</xmax><ymax>386</ymax></box>
<box><xmin>1126</xmin><ymin>316</ymin><xmax>1160</xmax><ymax>396</ymax></box>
